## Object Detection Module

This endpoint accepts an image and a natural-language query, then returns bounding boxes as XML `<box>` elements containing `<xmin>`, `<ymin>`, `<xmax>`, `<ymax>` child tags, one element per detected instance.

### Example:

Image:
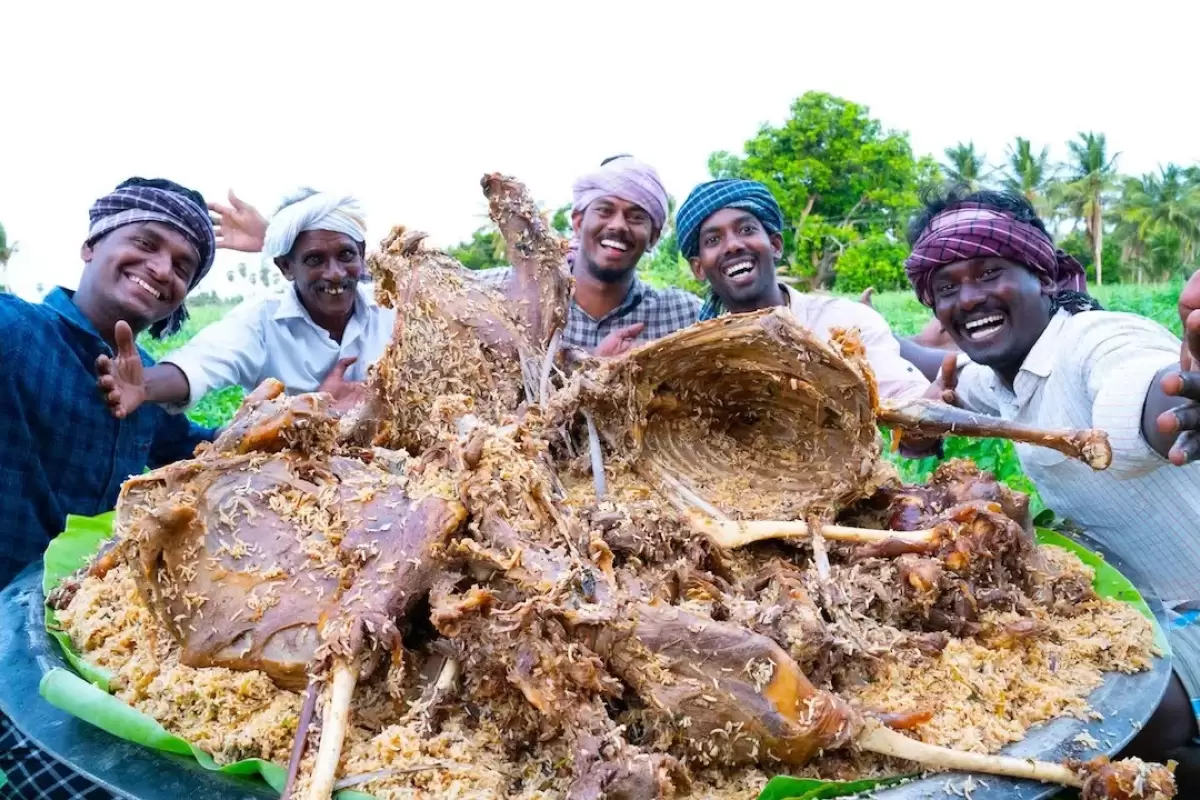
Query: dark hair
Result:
<box><xmin>906</xmin><ymin>183</ymin><xmax>1051</xmax><ymax>246</ymax></box>
<box><xmin>907</xmin><ymin>182</ymin><xmax>1102</xmax><ymax>316</ymax></box>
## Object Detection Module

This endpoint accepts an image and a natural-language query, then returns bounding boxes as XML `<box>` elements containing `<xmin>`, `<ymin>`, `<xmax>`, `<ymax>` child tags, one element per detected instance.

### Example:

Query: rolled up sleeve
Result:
<box><xmin>161</xmin><ymin>300</ymin><xmax>268</xmax><ymax>411</ymax></box>
<box><xmin>829</xmin><ymin>301</ymin><xmax>931</xmax><ymax>401</ymax></box>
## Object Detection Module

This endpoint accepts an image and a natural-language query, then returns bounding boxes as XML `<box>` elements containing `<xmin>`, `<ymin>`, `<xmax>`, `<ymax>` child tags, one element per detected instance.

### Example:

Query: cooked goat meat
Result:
<box><xmin>1069</xmin><ymin>756</ymin><xmax>1177</xmax><ymax>799</ymax></box>
<box><xmin>211</xmin><ymin>379</ymin><xmax>339</xmax><ymax>456</ymax></box>
<box><xmin>742</xmin><ymin>560</ymin><xmax>835</xmax><ymax>681</ymax></box>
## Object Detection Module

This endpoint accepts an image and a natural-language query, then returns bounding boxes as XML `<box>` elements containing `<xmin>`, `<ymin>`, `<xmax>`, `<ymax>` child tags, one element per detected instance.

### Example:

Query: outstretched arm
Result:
<box><xmin>96</xmin><ymin>321</ymin><xmax>192</xmax><ymax>417</ymax></box>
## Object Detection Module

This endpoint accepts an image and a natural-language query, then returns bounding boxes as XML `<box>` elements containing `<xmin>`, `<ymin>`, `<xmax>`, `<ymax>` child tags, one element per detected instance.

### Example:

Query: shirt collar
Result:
<box><xmin>582</xmin><ymin>274</ymin><xmax>650</xmax><ymax>324</ymax></box>
<box><xmin>1021</xmin><ymin>310</ymin><xmax>1071</xmax><ymax>379</ymax></box>
<box><xmin>43</xmin><ymin>287</ymin><xmax>106</xmax><ymax>344</ymax></box>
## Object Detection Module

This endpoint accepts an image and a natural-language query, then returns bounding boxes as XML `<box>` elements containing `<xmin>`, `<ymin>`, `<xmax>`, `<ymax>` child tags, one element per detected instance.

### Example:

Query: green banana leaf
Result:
<box><xmin>38</xmin><ymin>516</ymin><xmax>1167</xmax><ymax>800</ymax></box>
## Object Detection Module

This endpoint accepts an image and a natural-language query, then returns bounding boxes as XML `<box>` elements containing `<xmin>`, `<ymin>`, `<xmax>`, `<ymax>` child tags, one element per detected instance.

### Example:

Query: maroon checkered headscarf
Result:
<box><xmin>905</xmin><ymin>202</ymin><xmax>1087</xmax><ymax>307</ymax></box>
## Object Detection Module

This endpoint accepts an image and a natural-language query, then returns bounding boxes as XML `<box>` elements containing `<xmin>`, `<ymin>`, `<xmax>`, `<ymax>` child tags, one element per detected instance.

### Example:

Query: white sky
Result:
<box><xmin>3</xmin><ymin>1</ymin><xmax>1197</xmax><ymax>300</ymax></box>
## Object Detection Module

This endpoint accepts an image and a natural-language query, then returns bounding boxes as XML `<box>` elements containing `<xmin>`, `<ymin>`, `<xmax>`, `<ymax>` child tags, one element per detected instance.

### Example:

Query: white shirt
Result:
<box><xmin>782</xmin><ymin>286</ymin><xmax>929</xmax><ymax>402</ymax></box>
<box><xmin>954</xmin><ymin>310</ymin><xmax>1200</xmax><ymax>700</ymax></box>
<box><xmin>164</xmin><ymin>284</ymin><xmax>397</xmax><ymax>409</ymax></box>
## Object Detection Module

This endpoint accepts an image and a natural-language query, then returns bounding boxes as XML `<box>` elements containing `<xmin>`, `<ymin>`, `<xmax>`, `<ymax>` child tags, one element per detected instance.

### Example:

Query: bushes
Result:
<box><xmin>832</xmin><ymin>235</ymin><xmax>910</xmax><ymax>294</ymax></box>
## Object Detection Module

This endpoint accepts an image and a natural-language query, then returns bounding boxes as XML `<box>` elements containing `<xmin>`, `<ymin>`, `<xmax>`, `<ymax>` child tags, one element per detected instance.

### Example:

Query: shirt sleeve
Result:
<box><xmin>951</xmin><ymin>358</ymin><xmax>1002</xmax><ymax>416</ymax></box>
<box><xmin>830</xmin><ymin>300</ymin><xmax>930</xmax><ymax>402</ymax></box>
<box><xmin>148</xmin><ymin>411</ymin><xmax>216</xmax><ymax>468</ymax></box>
<box><xmin>160</xmin><ymin>299</ymin><xmax>269</xmax><ymax>411</ymax></box>
<box><xmin>1067</xmin><ymin>314</ymin><xmax>1180</xmax><ymax>479</ymax></box>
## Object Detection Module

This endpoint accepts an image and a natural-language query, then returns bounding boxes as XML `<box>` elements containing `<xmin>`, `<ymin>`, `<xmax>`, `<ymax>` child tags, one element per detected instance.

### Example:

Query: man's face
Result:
<box><xmin>79</xmin><ymin>221</ymin><xmax>199</xmax><ymax>330</ymax></box>
<box><xmin>276</xmin><ymin>230</ymin><xmax>365</xmax><ymax>321</ymax></box>
<box><xmin>689</xmin><ymin>208</ymin><xmax>782</xmax><ymax>309</ymax></box>
<box><xmin>571</xmin><ymin>196</ymin><xmax>656</xmax><ymax>283</ymax></box>
<box><xmin>930</xmin><ymin>256</ymin><xmax>1052</xmax><ymax>371</ymax></box>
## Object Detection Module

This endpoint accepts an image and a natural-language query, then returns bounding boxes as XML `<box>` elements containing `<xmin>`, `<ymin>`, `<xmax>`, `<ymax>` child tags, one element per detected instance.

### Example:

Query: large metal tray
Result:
<box><xmin>0</xmin><ymin>531</ymin><xmax>1173</xmax><ymax>800</ymax></box>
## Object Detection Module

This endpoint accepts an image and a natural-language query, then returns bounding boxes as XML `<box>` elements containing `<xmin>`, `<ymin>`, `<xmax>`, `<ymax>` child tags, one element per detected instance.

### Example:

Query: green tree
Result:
<box><xmin>1054</xmin><ymin>132</ymin><xmax>1120</xmax><ymax>285</ymax></box>
<box><xmin>1000</xmin><ymin>137</ymin><xmax>1053</xmax><ymax>207</ymax></box>
<box><xmin>942</xmin><ymin>141</ymin><xmax>990</xmax><ymax>190</ymax></box>
<box><xmin>1111</xmin><ymin>165</ymin><xmax>1200</xmax><ymax>283</ymax></box>
<box><xmin>448</xmin><ymin>227</ymin><xmax>508</xmax><ymax>271</ymax></box>
<box><xmin>831</xmin><ymin>234</ymin><xmax>910</xmax><ymax>294</ymax></box>
<box><xmin>706</xmin><ymin>91</ymin><xmax>930</xmax><ymax>290</ymax></box>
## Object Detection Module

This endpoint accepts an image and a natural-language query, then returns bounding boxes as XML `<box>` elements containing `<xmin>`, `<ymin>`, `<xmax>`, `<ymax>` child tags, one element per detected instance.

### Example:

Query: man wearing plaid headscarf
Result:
<box><xmin>675</xmin><ymin>178</ymin><xmax>928</xmax><ymax>401</ymax></box>
<box><xmin>0</xmin><ymin>177</ymin><xmax>218</xmax><ymax>800</ymax></box>
<box><xmin>902</xmin><ymin>186</ymin><xmax>1200</xmax><ymax>776</ymax></box>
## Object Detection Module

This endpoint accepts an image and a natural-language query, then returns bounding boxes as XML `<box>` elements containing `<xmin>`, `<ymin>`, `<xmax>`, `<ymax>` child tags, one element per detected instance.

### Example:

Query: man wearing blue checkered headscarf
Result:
<box><xmin>675</xmin><ymin>178</ymin><xmax>928</xmax><ymax>401</ymax></box>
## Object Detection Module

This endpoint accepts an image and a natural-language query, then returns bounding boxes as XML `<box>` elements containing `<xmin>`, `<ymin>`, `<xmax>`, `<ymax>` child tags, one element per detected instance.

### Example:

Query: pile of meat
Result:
<box><xmin>50</xmin><ymin>174</ymin><xmax>1176</xmax><ymax>800</ymax></box>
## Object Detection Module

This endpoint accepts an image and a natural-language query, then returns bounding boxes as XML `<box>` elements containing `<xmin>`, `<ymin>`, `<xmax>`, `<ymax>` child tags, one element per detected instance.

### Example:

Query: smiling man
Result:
<box><xmin>0</xmin><ymin>178</ymin><xmax>218</xmax><ymax>799</ymax></box>
<box><xmin>903</xmin><ymin>185</ymin><xmax>1200</xmax><ymax>766</ymax></box>
<box><xmin>98</xmin><ymin>188</ymin><xmax>396</xmax><ymax>417</ymax></box>
<box><xmin>675</xmin><ymin>178</ymin><xmax>928</xmax><ymax>400</ymax></box>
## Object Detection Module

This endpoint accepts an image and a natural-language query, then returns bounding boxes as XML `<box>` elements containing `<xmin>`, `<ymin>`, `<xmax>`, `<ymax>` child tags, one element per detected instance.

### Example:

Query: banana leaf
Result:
<box><xmin>38</xmin><ymin>516</ymin><xmax>1165</xmax><ymax>800</ymax></box>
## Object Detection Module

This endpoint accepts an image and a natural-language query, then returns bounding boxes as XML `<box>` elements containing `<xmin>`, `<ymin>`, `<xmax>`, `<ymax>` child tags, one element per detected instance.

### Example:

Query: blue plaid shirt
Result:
<box><xmin>0</xmin><ymin>289</ymin><xmax>215</xmax><ymax>587</ymax></box>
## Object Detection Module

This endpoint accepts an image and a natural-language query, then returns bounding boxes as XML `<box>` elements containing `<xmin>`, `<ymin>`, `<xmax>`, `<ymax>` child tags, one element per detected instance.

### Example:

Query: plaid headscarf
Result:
<box><xmin>676</xmin><ymin>179</ymin><xmax>785</xmax><ymax>321</ymax></box>
<box><xmin>905</xmin><ymin>202</ymin><xmax>1088</xmax><ymax>307</ymax></box>
<box><xmin>571</xmin><ymin>156</ymin><xmax>669</xmax><ymax>232</ymax></box>
<box><xmin>87</xmin><ymin>177</ymin><xmax>215</xmax><ymax>338</ymax></box>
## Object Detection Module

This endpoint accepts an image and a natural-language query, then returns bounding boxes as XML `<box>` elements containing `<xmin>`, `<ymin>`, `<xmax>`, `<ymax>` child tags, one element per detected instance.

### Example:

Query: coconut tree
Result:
<box><xmin>1112</xmin><ymin>165</ymin><xmax>1200</xmax><ymax>282</ymax></box>
<box><xmin>1000</xmin><ymin>138</ymin><xmax>1053</xmax><ymax>208</ymax></box>
<box><xmin>942</xmin><ymin>142</ymin><xmax>989</xmax><ymax>190</ymax></box>
<box><xmin>1055</xmin><ymin>132</ymin><xmax>1120</xmax><ymax>285</ymax></box>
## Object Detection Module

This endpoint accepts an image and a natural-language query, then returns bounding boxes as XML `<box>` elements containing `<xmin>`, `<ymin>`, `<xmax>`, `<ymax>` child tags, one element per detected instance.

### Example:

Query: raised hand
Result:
<box><xmin>594</xmin><ymin>323</ymin><xmax>646</xmax><ymax>358</ymax></box>
<box><xmin>318</xmin><ymin>356</ymin><xmax>366</xmax><ymax>412</ymax></box>
<box><xmin>96</xmin><ymin>321</ymin><xmax>147</xmax><ymax>419</ymax></box>
<box><xmin>926</xmin><ymin>352</ymin><xmax>960</xmax><ymax>406</ymax></box>
<box><xmin>208</xmin><ymin>190</ymin><xmax>268</xmax><ymax>253</ymax></box>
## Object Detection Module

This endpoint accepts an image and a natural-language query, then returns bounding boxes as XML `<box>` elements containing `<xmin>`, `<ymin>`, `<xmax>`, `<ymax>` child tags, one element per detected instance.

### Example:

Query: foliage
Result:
<box><xmin>448</xmin><ymin>227</ymin><xmax>508</xmax><ymax>271</ymax></box>
<box><xmin>706</xmin><ymin>92</ymin><xmax>935</xmax><ymax>290</ymax></box>
<box><xmin>828</xmin><ymin>234</ymin><xmax>909</xmax><ymax>294</ymax></box>
<box><xmin>942</xmin><ymin>141</ymin><xmax>990</xmax><ymax>190</ymax></box>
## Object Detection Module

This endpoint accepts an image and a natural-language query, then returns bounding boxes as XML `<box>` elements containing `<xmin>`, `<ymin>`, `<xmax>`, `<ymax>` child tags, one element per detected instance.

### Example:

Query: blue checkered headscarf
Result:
<box><xmin>87</xmin><ymin>177</ymin><xmax>216</xmax><ymax>338</ymax></box>
<box><xmin>675</xmin><ymin>179</ymin><xmax>785</xmax><ymax>321</ymax></box>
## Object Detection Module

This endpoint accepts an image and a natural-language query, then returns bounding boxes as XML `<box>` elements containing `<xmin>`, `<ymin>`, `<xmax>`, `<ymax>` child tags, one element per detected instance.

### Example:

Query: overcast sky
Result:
<box><xmin>3</xmin><ymin>1</ymin><xmax>1196</xmax><ymax>299</ymax></box>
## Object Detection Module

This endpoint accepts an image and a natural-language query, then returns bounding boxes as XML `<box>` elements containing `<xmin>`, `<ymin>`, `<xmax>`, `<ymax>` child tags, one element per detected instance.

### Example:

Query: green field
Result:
<box><xmin>158</xmin><ymin>282</ymin><xmax>1185</xmax><ymax>513</ymax></box>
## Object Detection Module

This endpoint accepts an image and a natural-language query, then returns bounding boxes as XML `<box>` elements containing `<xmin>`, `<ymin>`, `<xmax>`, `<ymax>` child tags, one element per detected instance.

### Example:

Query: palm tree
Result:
<box><xmin>1001</xmin><ymin>138</ymin><xmax>1053</xmax><ymax>207</ymax></box>
<box><xmin>942</xmin><ymin>142</ymin><xmax>989</xmax><ymax>190</ymax></box>
<box><xmin>1112</xmin><ymin>165</ymin><xmax>1200</xmax><ymax>282</ymax></box>
<box><xmin>1056</xmin><ymin>132</ymin><xmax>1120</xmax><ymax>284</ymax></box>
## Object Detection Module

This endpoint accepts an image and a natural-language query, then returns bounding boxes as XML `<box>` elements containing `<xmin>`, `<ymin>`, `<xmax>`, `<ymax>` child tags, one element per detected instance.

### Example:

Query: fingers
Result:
<box><xmin>1169</xmin><ymin>430</ymin><xmax>1200</xmax><ymax>466</ymax></box>
<box><xmin>96</xmin><ymin>353</ymin><xmax>113</xmax><ymax>376</ymax></box>
<box><xmin>1185</xmin><ymin>309</ymin><xmax>1200</xmax><ymax>369</ymax></box>
<box><xmin>228</xmin><ymin>189</ymin><xmax>247</xmax><ymax>210</ymax></box>
<box><xmin>859</xmin><ymin>287</ymin><xmax>875</xmax><ymax>306</ymax></box>
<box><xmin>1158</xmin><ymin>403</ymin><xmax>1200</xmax><ymax>436</ymax></box>
<box><xmin>939</xmin><ymin>352</ymin><xmax>959</xmax><ymax>391</ymax></box>
<box><xmin>618</xmin><ymin>322</ymin><xmax>646</xmax><ymax>340</ymax></box>
<box><xmin>1161</xmin><ymin>370</ymin><xmax>1200</xmax><ymax>403</ymax></box>
<box><xmin>332</xmin><ymin>356</ymin><xmax>358</xmax><ymax>378</ymax></box>
<box><xmin>114</xmin><ymin>320</ymin><xmax>136</xmax><ymax>358</ymax></box>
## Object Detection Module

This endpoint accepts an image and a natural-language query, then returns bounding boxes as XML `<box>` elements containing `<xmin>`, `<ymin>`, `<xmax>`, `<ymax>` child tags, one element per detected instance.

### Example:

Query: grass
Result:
<box><xmin>155</xmin><ymin>282</ymin><xmax>1185</xmax><ymax>502</ymax></box>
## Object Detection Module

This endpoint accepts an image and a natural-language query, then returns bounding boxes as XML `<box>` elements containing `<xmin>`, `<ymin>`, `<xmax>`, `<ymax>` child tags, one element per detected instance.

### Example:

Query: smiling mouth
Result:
<box><xmin>317</xmin><ymin>284</ymin><xmax>351</xmax><ymax>296</ymax></box>
<box><xmin>962</xmin><ymin>313</ymin><xmax>1006</xmax><ymax>341</ymax></box>
<box><xmin>723</xmin><ymin>259</ymin><xmax>755</xmax><ymax>280</ymax></box>
<box><xmin>599</xmin><ymin>238</ymin><xmax>630</xmax><ymax>254</ymax></box>
<box><xmin>128</xmin><ymin>275</ymin><xmax>162</xmax><ymax>300</ymax></box>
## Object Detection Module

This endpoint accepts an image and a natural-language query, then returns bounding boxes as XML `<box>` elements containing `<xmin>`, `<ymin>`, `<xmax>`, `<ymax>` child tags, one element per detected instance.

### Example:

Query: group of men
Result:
<box><xmin>1</xmin><ymin>155</ymin><xmax>1199</xmax><ymax>796</ymax></box>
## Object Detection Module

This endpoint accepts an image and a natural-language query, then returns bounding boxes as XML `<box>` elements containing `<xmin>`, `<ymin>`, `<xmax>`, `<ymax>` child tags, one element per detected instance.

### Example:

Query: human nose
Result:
<box><xmin>958</xmin><ymin>279</ymin><xmax>987</xmax><ymax>309</ymax></box>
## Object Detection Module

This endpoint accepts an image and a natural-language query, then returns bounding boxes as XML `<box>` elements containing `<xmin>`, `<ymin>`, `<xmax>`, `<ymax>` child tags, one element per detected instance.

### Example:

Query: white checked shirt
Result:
<box><xmin>954</xmin><ymin>309</ymin><xmax>1200</xmax><ymax>704</ymax></box>
<box><xmin>163</xmin><ymin>284</ymin><xmax>397</xmax><ymax>409</ymax></box>
<box><xmin>782</xmin><ymin>286</ymin><xmax>929</xmax><ymax>401</ymax></box>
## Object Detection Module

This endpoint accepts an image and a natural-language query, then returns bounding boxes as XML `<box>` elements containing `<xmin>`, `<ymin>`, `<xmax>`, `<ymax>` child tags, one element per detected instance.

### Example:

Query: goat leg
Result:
<box><xmin>303</xmin><ymin>661</ymin><xmax>357</xmax><ymax>800</ymax></box>
<box><xmin>878</xmin><ymin>399</ymin><xmax>1112</xmax><ymax>470</ymax></box>
<box><xmin>689</xmin><ymin>515</ymin><xmax>935</xmax><ymax>550</ymax></box>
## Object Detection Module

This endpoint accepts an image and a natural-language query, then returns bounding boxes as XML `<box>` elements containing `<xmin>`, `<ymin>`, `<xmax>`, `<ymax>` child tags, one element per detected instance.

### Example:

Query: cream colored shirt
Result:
<box><xmin>782</xmin><ymin>285</ymin><xmax>928</xmax><ymax>401</ymax></box>
<box><xmin>954</xmin><ymin>309</ymin><xmax>1200</xmax><ymax>698</ymax></box>
<box><xmin>164</xmin><ymin>284</ymin><xmax>397</xmax><ymax>409</ymax></box>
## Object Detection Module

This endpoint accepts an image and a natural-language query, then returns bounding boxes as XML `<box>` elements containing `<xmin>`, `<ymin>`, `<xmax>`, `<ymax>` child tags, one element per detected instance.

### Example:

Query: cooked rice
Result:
<box><xmin>56</xmin><ymin>538</ymin><xmax>1157</xmax><ymax>799</ymax></box>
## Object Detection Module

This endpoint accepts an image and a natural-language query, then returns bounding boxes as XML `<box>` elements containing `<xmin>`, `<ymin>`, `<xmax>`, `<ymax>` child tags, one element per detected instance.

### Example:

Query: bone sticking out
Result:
<box><xmin>305</xmin><ymin>662</ymin><xmax>357</xmax><ymax>800</ymax></box>
<box><xmin>878</xmin><ymin>398</ymin><xmax>1112</xmax><ymax>470</ymax></box>
<box><xmin>582</xmin><ymin>410</ymin><xmax>608</xmax><ymax>499</ymax></box>
<box><xmin>281</xmin><ymin>679</ymin><xmax>320</xmax><ymax>799</ymax></box>
<box><xmin>856</xmin><ymin>720</ymin><xmax>1082</xmax><ymax>787</ymax></box>
<box><xmin>807</xmin><ymin>515</ymin><xmax>832</xmax><ymax>579</ymax></box>
<box><xmin>538</xmin><ymin>328</ymin><xmax>563</xmax><ymax>406</ymax></box>
<box><xmin>691</xmin><ymin>516</ymin><xmax>934</xmax><ymax>550</ymax></box>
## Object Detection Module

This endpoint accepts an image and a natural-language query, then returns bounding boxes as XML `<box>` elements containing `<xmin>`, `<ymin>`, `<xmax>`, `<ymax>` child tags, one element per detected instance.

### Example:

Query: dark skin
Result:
<box><xmin>929</xmin><ymin>256</ymin><xmax>1200</xmax><ymax>463</ymax></box>
<box><xmin>77</xmin><ymin>221</ymin><xmax>199</xmax><ymax>350</ymax></box>
<box><xmin>573</xmin><ymin>195</ymin><xmax>658</xmax><ymax>356</ymax></box>
<box><xmin>97</xmin><ymin>229</ymin><xmax>369</xmax><ymax>418</ymax></box>
<box><xmin>687</xmin><ymin>208</ymin><xmax>785</xmax><ymax>312</ymax></box>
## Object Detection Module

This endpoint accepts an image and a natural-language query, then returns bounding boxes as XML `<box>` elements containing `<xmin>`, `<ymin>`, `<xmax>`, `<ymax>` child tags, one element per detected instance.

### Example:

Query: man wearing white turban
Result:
<box><xmin>97</xmin><ymin>188</ymin><xmax>397</xmax><ymax>417</ymax></box>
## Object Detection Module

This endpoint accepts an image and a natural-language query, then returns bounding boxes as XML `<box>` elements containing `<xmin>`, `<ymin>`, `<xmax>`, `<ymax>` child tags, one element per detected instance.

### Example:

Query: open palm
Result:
<box><xmin>96</xmin><ymin>321</ymin><xmax>147</xmax><ymax>419</ymax></box>
<box><xmin>208</xmin><ymin>190</ymin><xmax>268</xmax><ymax>253</ymax></box>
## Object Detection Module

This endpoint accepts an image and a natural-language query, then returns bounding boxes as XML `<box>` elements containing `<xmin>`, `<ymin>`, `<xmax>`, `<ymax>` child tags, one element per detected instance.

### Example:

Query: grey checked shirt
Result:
<box><xmin>473</xmin><ymin>267</ymin><xmax>700</xmax><ymax>350</ymax></box>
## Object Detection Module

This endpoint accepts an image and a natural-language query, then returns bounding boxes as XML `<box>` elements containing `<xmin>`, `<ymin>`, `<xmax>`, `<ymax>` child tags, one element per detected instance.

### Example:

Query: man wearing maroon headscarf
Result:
<box><xmin>902</xmin><ymin>185</ymin><xmax>1200</xmax><ymax>780</ymax></box>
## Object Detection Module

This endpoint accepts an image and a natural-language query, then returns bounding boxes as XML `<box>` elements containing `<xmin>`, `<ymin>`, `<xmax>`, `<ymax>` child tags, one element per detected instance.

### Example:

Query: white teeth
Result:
<box><xmin>130</xmin><ymin>276</ymin><xmax>161</xmax><ymax>299</ymax></box>
<box><xmin>724</xmin><ymin>261</ymin><xmax>754</xmax><ymax>278</ymax></box>
<box><xmin>600</xmin><ymin>239</ymin><xmax>629</xmax><ymax>251</ymax></box>
<box><xmin>964</xmin><ymin>314</ymin><xmax>1003</xmax><ymax>330</ymax></box>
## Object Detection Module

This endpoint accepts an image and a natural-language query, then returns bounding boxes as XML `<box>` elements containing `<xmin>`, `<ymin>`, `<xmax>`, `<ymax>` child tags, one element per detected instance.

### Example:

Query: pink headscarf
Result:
<box><xmin>571</xmin><ymin>157</ymin><xmax>669</xmax><ymax>233</ymax></box>
<box><xmin>905</xmin><ymin>203</ymin><xmax>1087</xmax><ymax>307</ymax></box>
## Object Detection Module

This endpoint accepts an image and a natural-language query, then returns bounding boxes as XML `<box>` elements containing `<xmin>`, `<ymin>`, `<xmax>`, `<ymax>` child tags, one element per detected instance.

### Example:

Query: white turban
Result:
<box><xmin>263</xmin><ymin>191</ymin><xmax>367</xmax><ymax>258</ymax></box>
